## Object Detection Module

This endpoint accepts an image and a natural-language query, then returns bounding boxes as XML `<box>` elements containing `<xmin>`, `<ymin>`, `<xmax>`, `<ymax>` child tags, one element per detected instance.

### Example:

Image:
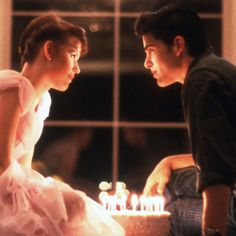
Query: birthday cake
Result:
<box><xmin>111</xmin><ymin>210</ymin><xmax>170</xmax><ymax>236</ymax></box>
<box><xmin>98</xmin><ymin>182</ymin><xmax>170</xmax><ymax>236</ymax></box>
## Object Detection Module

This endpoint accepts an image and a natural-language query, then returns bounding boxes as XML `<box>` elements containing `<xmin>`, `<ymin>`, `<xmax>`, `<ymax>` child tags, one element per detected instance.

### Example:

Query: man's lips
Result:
<box><xmin>151</xmin><ymin>71</ymin><xmax>157</xmax><ymax>77</ymax></box>
<box><xmin>68</xmin><ymin>74</ymin><xmax>75</xmax><ymax>82</ymax></box>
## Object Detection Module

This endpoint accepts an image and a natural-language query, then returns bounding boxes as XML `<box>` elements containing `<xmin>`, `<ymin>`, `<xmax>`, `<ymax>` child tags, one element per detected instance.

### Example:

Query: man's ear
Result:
<box><xmin>43</xmin><ymin>40</ymin><xmax>54</xmax><ymax>61</ymax></box>
<box><xmin>173</xmin><ymin>35</ymin><xmax>186</xmax><ymax>56</ymax></box>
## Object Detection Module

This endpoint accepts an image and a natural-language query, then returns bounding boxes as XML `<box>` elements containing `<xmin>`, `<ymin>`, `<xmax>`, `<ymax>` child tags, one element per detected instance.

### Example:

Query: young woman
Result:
<box><xmin>0</xmin><ymin>14</ymin><xmax>124</xmax><ymax>236</ymax></box>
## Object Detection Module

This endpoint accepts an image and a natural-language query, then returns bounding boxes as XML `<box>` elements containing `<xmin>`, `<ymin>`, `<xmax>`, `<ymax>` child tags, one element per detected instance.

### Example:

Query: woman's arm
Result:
<box><xmin>17</xmin><ymin>149</ymin><xmax>34</xmax><ymax>168</ymax></box>
<box><xmin>0</xmin><ymin>88</ymin><xmax>21</xmax><ymax>175</ymax></box>
<box><xmin>143</xmin><ymin>153</ymin><xmax>194</xmax><ymax>195</ymax></box>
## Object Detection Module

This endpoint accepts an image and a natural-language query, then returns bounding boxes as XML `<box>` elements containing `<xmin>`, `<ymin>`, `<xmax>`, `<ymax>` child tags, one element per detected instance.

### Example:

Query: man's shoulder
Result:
<box><xmin>189</xmin><ymin>53</ymin><xmax>236</xmax><ymax>79</ymax></box>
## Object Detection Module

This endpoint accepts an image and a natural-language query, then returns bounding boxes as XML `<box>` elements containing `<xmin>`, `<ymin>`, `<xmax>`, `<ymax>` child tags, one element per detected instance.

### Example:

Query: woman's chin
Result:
<box><xmin>54</xmin><ymin>85</ymin><xmax>70</xmax><ymax>92</ymax></box>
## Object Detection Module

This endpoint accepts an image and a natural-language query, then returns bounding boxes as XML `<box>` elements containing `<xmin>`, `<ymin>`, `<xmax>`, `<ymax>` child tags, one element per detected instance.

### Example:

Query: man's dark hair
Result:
<box><xmin>135</xmin><ymin>3</ymin><xmax>211</xmax><ymax>57</ymax></box>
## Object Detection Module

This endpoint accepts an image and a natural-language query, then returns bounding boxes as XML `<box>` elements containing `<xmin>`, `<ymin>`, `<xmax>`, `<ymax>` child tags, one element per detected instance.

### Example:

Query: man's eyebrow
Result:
<box><xmin>144</xmin><ymin>44</ymin><xmax>154</xmax><ymax>51</ymax></box>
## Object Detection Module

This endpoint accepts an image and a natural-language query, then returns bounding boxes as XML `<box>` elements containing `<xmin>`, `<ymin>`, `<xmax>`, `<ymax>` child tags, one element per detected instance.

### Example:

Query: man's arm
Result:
<box><xmin>143</xmin><ymin>153</ymin><xmax>195</xmax><ymax>195</ymax></box>
<box><xmin>202</xmin><ymin>185</ymin><xmax>231</xmax><ymax>236</ymax></box>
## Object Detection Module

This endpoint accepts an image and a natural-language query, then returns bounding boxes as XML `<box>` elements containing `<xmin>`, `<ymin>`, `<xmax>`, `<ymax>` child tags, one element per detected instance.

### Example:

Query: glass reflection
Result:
<box><xmin>119</xmin><ymin>128</ymin><xmax>190</xmax><ymax>192</ymax></box>
<box><xmin>34</xmin><ymin>127</ymin><xmax>113</xmax><ymax>200</ymax></box>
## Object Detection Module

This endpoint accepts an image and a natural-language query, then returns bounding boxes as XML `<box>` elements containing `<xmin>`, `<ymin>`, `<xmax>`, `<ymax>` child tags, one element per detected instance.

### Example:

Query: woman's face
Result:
<box><xmin>49</xmin><ymin>36</ymin><xmax>82</xmax><ymax>91</ymax></box>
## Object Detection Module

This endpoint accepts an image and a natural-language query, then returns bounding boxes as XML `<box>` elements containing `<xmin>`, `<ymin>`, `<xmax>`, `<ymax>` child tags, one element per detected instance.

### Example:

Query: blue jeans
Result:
<box><xmin>164</xmin><ymin>167</ymin><xmax>236</xmax><ymax>236</ymax></box>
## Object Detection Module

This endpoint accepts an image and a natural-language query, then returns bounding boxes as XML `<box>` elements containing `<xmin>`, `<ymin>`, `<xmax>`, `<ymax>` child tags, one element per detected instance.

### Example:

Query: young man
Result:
<box><xmin>135</xmin><ymin>4</ymin><xmax>236</xmax><ymax>236</ymax></box>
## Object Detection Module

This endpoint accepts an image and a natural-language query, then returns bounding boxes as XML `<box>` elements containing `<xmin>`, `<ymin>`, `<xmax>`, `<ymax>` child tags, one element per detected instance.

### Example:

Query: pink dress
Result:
<box><xmin>0</xmin><ymin>70</ymin><xmax>125</xmax><ymax>236</ymax></box>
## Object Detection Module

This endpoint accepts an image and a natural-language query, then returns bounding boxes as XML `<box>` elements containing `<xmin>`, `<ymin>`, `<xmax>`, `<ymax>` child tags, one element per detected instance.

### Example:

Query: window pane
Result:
<box><xmin>119</xmin><ymin>128</ymin><xmax>190</xmax><ymax>192</ymax></box>
<box><xmin>49</xmin><ymin>74</ymin><xmax>113</xmax><ymax>120</ymax></box>
<box><xmin>121</xmin><ymin>0</ymin><xmax>221</xmax><ymax>13</ymax></box>
<box><xmin>13</xmin><ymin>0</ymin><xmax>114</xmax><ymax>12</ymax></box>
<box><xmin>34</xmin><ymin>127</ymin><xmax>113</xmax><ymax>200</ymax></box>
<box><xmin>12</xmin><ymin>16</ymin><xmax>33</xmax><ymax>70</ymax></box>
<box><xmin>203</xmin><ymin>19</ymin><xmax>222</xmax><ymax>56</ymax></box>
<box><xmin>120</xmin><ymin>74</ymin><xmax>184</xmax><ymax>121</ymax></box>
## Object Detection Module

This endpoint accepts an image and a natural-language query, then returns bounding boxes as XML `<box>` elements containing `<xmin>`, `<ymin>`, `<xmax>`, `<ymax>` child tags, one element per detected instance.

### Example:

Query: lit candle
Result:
<box><xmin>98</xmin><ymin>181</ymin><xmax>167</xmax><ymax>215</ymax></box>
<box><xmin>153</xmin><ymin>196</ymin><xmax>164</xmax><ymax>212</ymax></box>
<box><xmin>99</xmin><ymin>191</ymin><xmax>109</xmax><ymax>209</ymax></box>
<box><xmin>121</xmin><ymin>194</ymin><xmax>127</xmax><ymax>211</ymax></box>
<box><xmin>131</xmin><ymin>194</ymin><xmax>138</xmax><ymax>211</ymax></box>
<box><xmin>107</xmin><ymin>195</ymin><xmax>114</xmax><ymax>211</ymax></box>
<box><xmin>112</xmin><ymin>195</ymin><xmax>118</xmax><ymax>211</ymax></box>
<box><xmin>146</xmin><ymin>197</ymin><xmax>153</xmax><ymax>212</ymax></box>
<box><xmin>159</xmin><ymin>196</ymin><xmax>164</xmax><ymax>212</ymax></box>
<box><xmin>153</xmin><ymin>196</ymin><xmax>159</xmax><ymax>212</ymax></box>
<box><xmin>139</xmin><ymin>195</ymin><xmax>146</xmax><ymax>211</ymax></box>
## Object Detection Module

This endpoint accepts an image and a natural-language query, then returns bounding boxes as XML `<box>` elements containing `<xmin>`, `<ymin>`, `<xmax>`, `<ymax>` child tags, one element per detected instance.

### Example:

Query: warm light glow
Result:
<box><xmin>117</xmin><ymin>193</ymin><xmax>127</xmax><ymax>211</ymax></box>
<box><xmin>99</xmin><ymin>191</ymin><xmax>109</xmax><ymax>209</ymax></box>
<box><xmin>99</xmin><ymin>181</ymin><xmax>112</xmax><ymax>191</ymax></box>
<box><xmin>99</xmin><ymin>193</ymin><xmax>165</xmax><ymax>214</ymax></box>
<box><xmin>98</xmin><ymin>181</ymin><xmax>167</xmax><ymax>215</ymax></box>
<box><xmin>131</xmin><ymin>194</ymin><xmax>138</xmax><ymax>211</ymax></box>
<box><xmin>43</xmin><ymin>177</ymin><xmax>54</xmax><ymax>186</ymax></box>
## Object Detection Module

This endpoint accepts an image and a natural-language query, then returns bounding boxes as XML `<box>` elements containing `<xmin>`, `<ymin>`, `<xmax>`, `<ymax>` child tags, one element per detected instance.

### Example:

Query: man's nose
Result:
<box><xmin>144</xmin><ymin>56</ymin><xmax>152</xmax><ymax>69</ymax></box>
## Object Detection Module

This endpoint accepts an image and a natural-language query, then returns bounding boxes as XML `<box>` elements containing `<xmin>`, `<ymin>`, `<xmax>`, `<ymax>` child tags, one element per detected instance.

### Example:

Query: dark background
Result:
<box><xmin>12</xmin><ymin>0</ymin><xmax>221</xmax><ymax>199</ymax></box>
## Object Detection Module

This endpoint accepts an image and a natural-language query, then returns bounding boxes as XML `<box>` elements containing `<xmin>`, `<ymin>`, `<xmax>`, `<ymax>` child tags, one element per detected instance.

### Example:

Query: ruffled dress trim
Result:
<box><xmin>0</xmin><ymin>161</ymin><xmax>125</xmax><ymax>236</ymax></box>
<box><xmin>0</xmin><ymin>70</ymin><xmax>124</xmax><ymax>236</ymax></box>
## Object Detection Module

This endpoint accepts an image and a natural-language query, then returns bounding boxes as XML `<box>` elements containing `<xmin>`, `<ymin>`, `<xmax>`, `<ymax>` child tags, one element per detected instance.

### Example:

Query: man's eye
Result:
<box><xmin>145</xmin><ymin>49</ymin><xmax>153</xmax><ymax>55</ymax></box>
<box><xmin>148</xmin><ymin>49</ymin><xmax>154</xmax><ymax>54</ymax></box>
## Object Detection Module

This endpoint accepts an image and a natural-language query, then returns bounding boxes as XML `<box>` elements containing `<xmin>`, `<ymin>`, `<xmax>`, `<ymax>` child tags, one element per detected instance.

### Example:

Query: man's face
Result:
<box><xmin>142</xmin><ymin>33</ymin><xmax>181</xmax><ymax>87</ymax></box>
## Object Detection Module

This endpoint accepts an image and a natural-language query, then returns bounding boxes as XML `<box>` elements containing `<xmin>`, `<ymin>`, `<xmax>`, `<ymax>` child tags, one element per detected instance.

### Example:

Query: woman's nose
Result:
<box><xmin>73</xmin><ymin>61</ymin><xmax>80</xmax><ymax>74</ymax></box>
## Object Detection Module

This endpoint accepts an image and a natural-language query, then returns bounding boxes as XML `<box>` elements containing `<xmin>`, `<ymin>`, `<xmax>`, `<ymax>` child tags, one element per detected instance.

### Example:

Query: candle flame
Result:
<box><xmin>98</xmin><ymin>181</ymin><xmax>165</xmax><ymax>214</ymax></box>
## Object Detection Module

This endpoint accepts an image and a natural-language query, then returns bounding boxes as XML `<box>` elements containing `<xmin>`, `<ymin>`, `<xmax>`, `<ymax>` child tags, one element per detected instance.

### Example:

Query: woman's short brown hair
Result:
<box><xmin>19</xmin><ymin>14</ymin><xmax>88</xmax><ymax>66</ymax></box>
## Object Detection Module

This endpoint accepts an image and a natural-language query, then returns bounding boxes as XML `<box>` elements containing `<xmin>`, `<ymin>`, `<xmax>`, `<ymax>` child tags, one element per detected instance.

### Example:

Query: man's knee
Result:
<box><xmin>165</xmin><ymin>166</ymin><xmax>201</xmax><ymax>199</ymax></box>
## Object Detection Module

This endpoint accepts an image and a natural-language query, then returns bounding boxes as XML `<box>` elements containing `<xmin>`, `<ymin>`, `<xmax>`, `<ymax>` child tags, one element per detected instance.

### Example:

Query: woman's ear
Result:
<box><xmin>173</xmin><ymin>35</ymin><xmax>186</xmax><ymax>56</ymax></box>
<box><xmin>43</xmin><ymin>40</ymin><xmax>54</xmax><ymax>62</ymax></box>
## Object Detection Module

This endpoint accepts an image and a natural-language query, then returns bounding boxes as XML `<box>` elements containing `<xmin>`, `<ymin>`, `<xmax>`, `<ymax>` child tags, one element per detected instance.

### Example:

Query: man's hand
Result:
<box><xmin>143</xmin><ymin>157</ymin><xmax>172</xmax><ymax>196</ymax></box>
<box><xmin>143</xmin><ymin>153</ymin><xmax>194</xmax><ymax>196</ymax></box>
